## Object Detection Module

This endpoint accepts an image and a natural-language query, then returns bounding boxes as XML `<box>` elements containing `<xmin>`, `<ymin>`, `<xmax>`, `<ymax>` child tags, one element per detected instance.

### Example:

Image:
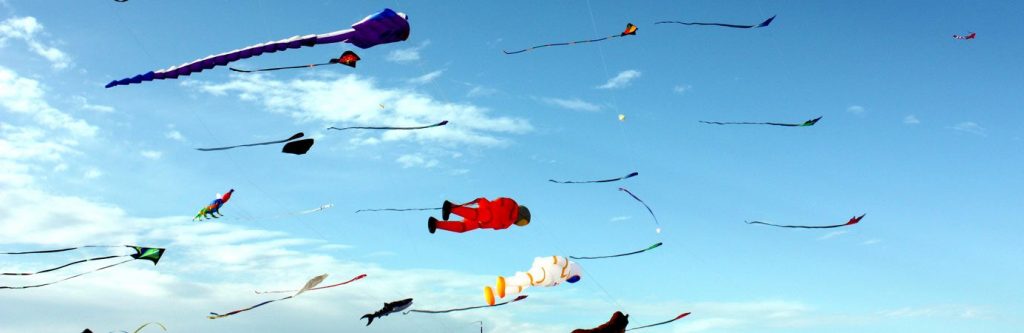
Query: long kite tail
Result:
<box><xmin>132</xmin><ymin>322</ymin><xmax>167</xmax><ymax>333</ymax></box>
<box><xmin>570</xmin><ymin>242</ymin><xmax>663</xmax><ymax>260</ymax></box>
<box><xmin>503</xmin><ymin>23</ymin><xmax>636</xmax><ymax>55</ymax></box>
<box><xmin>255</xmin><ymin>273</ymin><xmax>366</xmax><ymax>294</ymax></box>
<box><xmin>0</xmin><ymin>258</ymin><xmax>136</xmax><ymax>290</ymax></box>
<box><xmin>208</xmin><ymin>296</ymin><xmax>293</xmax><ymax>319</ymax></box>
<box><xmin>746</xmin><ymin>214</ymin><xmax>863</xmax><ymax>229</ymax></box>
<box><xmin>626</xmin><ymin>312</ymin><xmax>691</xmax><ymax>331</ymax></box>
<box><xmin>328</xmin><ymin>120</ymin><xmax>448</xmax><ymax>131</ymax></box>
<box><xmin>196</xmin><ymin>133</ymin><xmax>305</xmax><ymax>151</ymax></box>
<box><xmin>655</xmin><ymin>15</ymin><xmax>774</xmax><ymax>29</ymax></box>
<box><xmin>355</xmin><ymin>207</ymin><xmax>440</xmax><ymax>213</ymax></box>
<box><xmin>229</xmin><ymin>62</ymin><xmax>332</xmax><ymax>73</ymax></box>
<box><xmin>0</xmin><ymin>245</ymin><xmax>122</xmax><ymax>255</ymax></box>
<box><xmin>549</xmin><ymin>171</ymin><xmax>639</xmax><ymax>184</ymax></box>
<box><xmin>700</xmin><ymin>116</ymin><xmax>820</xmax><ymax>127</ymax></box>
<box><xmin>618</xmin><ymin>187</ymin><xmax>661</xmax><ymax>232</ymax></box>
<box><xmin>404</xmin><ymin>295</ymin><xmax>528</xmax><ymax>314</ymax></box>
<box><xmin>1</xmin><ymin>254</ymin><xmax>125</xmax><ymax>276</ymax></box>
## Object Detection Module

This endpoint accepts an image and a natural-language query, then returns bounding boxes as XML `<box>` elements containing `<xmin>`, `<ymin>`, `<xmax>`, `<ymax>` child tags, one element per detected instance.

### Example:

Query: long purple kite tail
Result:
<box><xmin>105</xmin><ymin>9</ymin><xmax>409</xmax><ymax>88</ymax></box>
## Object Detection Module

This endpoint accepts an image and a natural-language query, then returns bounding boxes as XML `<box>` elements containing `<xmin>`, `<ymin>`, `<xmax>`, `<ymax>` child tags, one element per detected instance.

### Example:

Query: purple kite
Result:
<box><xmin>105</xmin><ymin>8</ymin><xmax>410</xmax><ymax>88</ymax></box>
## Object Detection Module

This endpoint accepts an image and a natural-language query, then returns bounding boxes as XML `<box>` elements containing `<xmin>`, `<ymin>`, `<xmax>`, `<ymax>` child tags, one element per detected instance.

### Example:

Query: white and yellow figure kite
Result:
<box><xmin>483</xmin><ymin>256</ymin><xmax>582</xmax><ymax>305</ymax></box>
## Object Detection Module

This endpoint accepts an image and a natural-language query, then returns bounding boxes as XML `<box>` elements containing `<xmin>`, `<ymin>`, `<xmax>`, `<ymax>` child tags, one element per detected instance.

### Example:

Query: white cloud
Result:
<box><xmin>597</xmin><ymin>70</ymin><xmax>641</xmax><ymax>89</ymax></box>
<box><xmin>140</xmin><ymin>150</ymin><xmax>162</xmax><ymax>160</ymax></box>
<box><xmin>83</xmin><ymin>167</ymin><xmax>102</xmax><ymax>179</ymax></box>
<box><xmin>71</xmin><ymin>95</ymin><xmax>114</xmax><ymax>113</ymax></box>
<box><xmin>609</xmin><ymin>216</ymin><xmax>632</xmax><ymax>222</ymax></box>
<box><xmin>386</xmin><ymin>40</ymin><xmax>430</xmax><ymax>63</ymax></box>
<box><xmin>847</xmin><ymin>105</ymin><xmax>866</xmax><ymax>115</ymax></box>
<box><xmin>467</xmin><ymin>85</ymin><xmax>497</xmax><ymax>98</ymax></box>
<box><xmin>952</xmin><ymin>121</ymin><xmax>986</xmax><ymax>136</ymax></box>
<box><xmin>0</xmin><ymin>66</ymin><xmax>96</xmax><ymax>137</ymax></box>
<box><xmin>862</xmin><ymin>239</ymin><xmax>881</xmax><ymax>245</ymax></box>
<box><xmin>673</xmin><ymin>85</ymin><xmax>692</xmax><ymax>94</ymax></box>
<box><xmin>880</xmin><ymin>305</ymin><xmax>990</xmax><ymax>320</ymax></box>
<box><xmin>165</xmin><ymin>130</ymin><xmax>185</xmax><ymax>142</ymax></box>
<box><xmin>407</xmin><ymin>69</ymin><xmax>444</xmax><ymax>85</ymax></box>
<box><xmin>903</xmin><ymin>115</ymin><xmax>920</xmax><ymax>124</ymax></box>
<box><xmin>542</xmin><ymin>97</ymin><xmax>601</xmax><ymax>112</ymax></box>
<box><xmin>395</xmin><ymin>153</ymin><xmax>438</xmax><ymax>168</ymax></box>
<box><xmin>818</xmin><ymin>230</ymin><xmax>848</xmax><ymax>240</ymax></box>
<box><xmin>0</xmin><ymin>16</ymin><xmax>71</xmax><ymax>69</ymax></box>
<box><xmin>191</xmin><ymin>73</ymin><xmax>531</xmax><ymax>146</ymax></box>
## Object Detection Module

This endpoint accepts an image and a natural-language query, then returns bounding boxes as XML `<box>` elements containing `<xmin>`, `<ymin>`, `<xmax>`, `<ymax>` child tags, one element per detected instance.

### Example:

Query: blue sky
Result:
<box><xmin>0</xmin><ymin>0</ymin><xmax>1021</xmax><ymax>332</ymax></box>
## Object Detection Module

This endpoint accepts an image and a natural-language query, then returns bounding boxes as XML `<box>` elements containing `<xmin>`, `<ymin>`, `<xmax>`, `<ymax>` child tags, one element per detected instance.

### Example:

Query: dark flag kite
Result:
<box><xmin>229</xmin><ymin>51</ymin><xmax>361</xmax><ymax>73</ymax></box>
<box><xmin>700</xmin><ymin>116</ymin><xmax>821</xmax><ymax>127</ymax></box>
<box><xmin>747</xmin><ymin>214</ymin><xmax>865</xmax><ymax>229</ymax></box>
<box><xmin>1</xmin><ymin>245</ymin><xmax>165</xmax><ymax>289</ymax></box>
<box><xmin>953</xmin><ymin>32</ymin><xmax>976</xmax><ymax>40</ymax></box>
<box><xmin>503</xmin><ymin>23</ymin><xmax>637</xmax><ymax>55</ymax></box>
<box><xmin>196</xmin><ymin>133</ymin><xmax>314</xmax><ymax>155</ymax></box>
<box><xmin>549</xmin><ymin>172</ymin><xmax>638</xmax><ymax>184</ymax></box>
<box><xmin>105</xmin><ymin>8</ymin><xmax>409</xmax><ymax>88</ymax></box>
<box><xmin>656</xmin><ymin>15</ymin><xmax>774</xmax><ymax>29</ymax></box>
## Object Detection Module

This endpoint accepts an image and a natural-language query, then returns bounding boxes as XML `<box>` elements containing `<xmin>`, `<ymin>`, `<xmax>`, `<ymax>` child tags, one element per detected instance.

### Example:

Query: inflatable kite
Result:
<box><xmin>656</xmin><ymin>15</ymin><xmax>775</xmax><ymax>29</ymax></box>
<box><xmin>619</xmin><ymin>187</ymin><xmax>661</xmax><ymax>233</ymax></box>
<box><xmin>196</xmin><ymin>132</ymin><xmax>314</xmax><ymax>155</ymax></box>
<box><xmin>483</xmin><ymin>256</ymin><xmax>582</xmax><ymax>306</ymax></box>
<box><xmin>230</xmin><ymin>51</ymin><xmax>361</xmax><ymax>73</ymax></box>
<box><xmin>362</xmin><ymin>298</ymin><xmax>413</xmax><ymax>326</ymax></box>
<box><xmin>428</xmin><ymin>197</ymin><xmax>531</xmax><ymax>234</ymax></box>
<box><xmin>210</xmin><ymin>273</ymin><xmax>361</xmax><ymax>319</ymax></box>
<box><xmin>105</xmin><ymin>8</ymin><xmax>410</xmax><ymax>88</ymax></box>
<box><xmin>549</xmin><ymin>171</ymin><xmax>638</xmax><ymax>184</ymax></box>
<box><xmin>328</xmin><ymin>120</ymin><xmax>448</xmax><ymax>131</ymax></box>
<box><xmin>405</xmin><ymin>295</ymin><xmax>528</xmax><ymax>315</ymax></box>
<box><xmin>953</xmin><ymin>32</ymin><xmax>976</xmax><ymax>40</ymax></box>
<box><xmin>194</xmin><ymin>190</ymin><xmax>234</xmax><ymax>221</ymax></box>
<box><xmin>700</xmin><ymin>116</ymin><xmax>821</xmax><ymax>127</ymax></box>
<box><xmin>503</xmin><ymin>23</ymin><xmax>636</xmax><ymax>55</ymax></box>
<box><xmin>573</xmin><ymin>311</ymin><xmax>629</xmax><ymax>333</ymax></box>
<box><xmin>747</xmin><ymin>214</ymin><xmax>865</xmax><ymax>229</ymax></box>
<box><xmin>570</xmin><ymin>242</ymin><xmax>663</xmax><ymax>260</ymax></box>
<box><xmin>1</xmin><ymin>245</ymin><xmax>164</xmax><ymax>289</ymax></box>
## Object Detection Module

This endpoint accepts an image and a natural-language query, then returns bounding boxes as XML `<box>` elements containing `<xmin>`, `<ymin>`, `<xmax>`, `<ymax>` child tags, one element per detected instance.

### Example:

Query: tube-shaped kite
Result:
<box><xmin>484</xmin><ymin>256</ymin><xmax>582</xmax><ymax>306</ymax></box>
<box><xmin>105</xmin><ymin>9</ymin><xmax>409</xmax><ymax>88</ymax></box>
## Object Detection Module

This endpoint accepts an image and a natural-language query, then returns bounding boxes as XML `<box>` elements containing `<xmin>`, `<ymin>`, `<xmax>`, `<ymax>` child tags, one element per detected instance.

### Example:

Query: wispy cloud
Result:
<box><xmin>597</xmin><ymin>70</ymin><xmax>641</xmax><ymax>89</ymax></box>
<box><xmin>395</xmin><ymin>153</ymin><xmax>438</xmax><ymax>168</ymax></box>
<box><xmin>880</xmin><ymin>305</ymin><xmax>990</xmax><ymax>320</ymax></box>
<box><xmin>466</xmin><ymin>85</ymin><xmax>497</xmax><ymax>98</ymax></box>
<box><xmin>847</xmin><ymin>105</ymin><xmax>866</xmax><ymax>115</ymax></box>
<box><xmin>386</xmin><ymin>40</ymin><xmax>430</xmax><ymax>63</ymax></box>
<box><xmin>140</xmin><ymin>150</ymin><xmax>162</xmax><ymax>160</ymax></box>
<box><xmin>83</xmin><ymin>167</ymin><xmax>102</xmax><ymax>179</ymax></box>
<box><xmin>0</xmin><ymin>66</ymin><xmax>96</xmax><ymax>137</ymax></box>
<box><xmin>165</xmin><ymin>130</ymin><xmax>184</xmax><ymax>142</ymax></box>
<box><xmin>903</xmin><ymin>115</ymin><xmax>920</xmax><ymax>124</ymax></box>
<box><xmin>673</xmin><ymin>84</ymin><xmax>693</xmax><ymax>94</ymax></box>
<box><xmin>862</xmin><ymin>239</ymin><xmax>881</xmax><ymax>245</ymax></box>
<box><xmin>0</xmin><ymin>16</ymin><xmax>71</xmax><ymax>69</ymax></box>
<box><xmin>542</xmin><ymin>97</ymin><xmax>601</xmax><ymax>112</ymax></box>
<box><xmin>71</xmin><ymin>96</ymin><xmax>114</xmax><ymax>113</ymax></box>
<box><xmin>952</xmin><ymin>121</ymin><xmax>986</xmax><ymax>136</ymax></box>
<box><xmin>609</xmin><ymin>216</ymin><xmax>632</xmax><ymax>222</ymax></box>
<box><xmin>190</xmin><ymin>73</ymin><xmax>531</xmax><ymax>146</ymax></box>
<box><xmin>407</xmin><ymin>69</ymin><xmax>443</xmax><ymax>85</ymax></box>
<box><xmin>818</xmin><ymin>230</ymin><xmax>848</xmax><ymax>240</ymax></box>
